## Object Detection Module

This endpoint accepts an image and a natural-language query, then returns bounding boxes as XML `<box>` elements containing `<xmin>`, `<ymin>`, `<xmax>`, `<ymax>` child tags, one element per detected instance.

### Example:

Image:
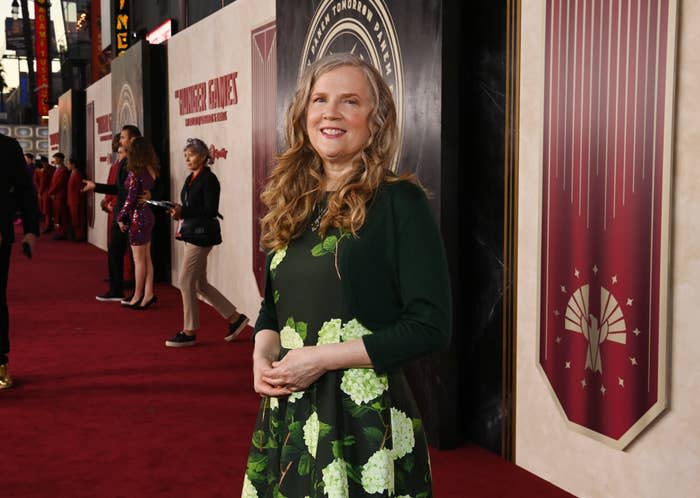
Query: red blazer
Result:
<box><xmin>67</xmin><ymin>169</ymin><xmax>84</xmax><ymax>207</ymax></box>
<box><xmin>47</xmin><ymin>165</ymin><xmax>69</xmax><ymax>203</ymax></box>
<box><xmin>39</xmin><ymin>164</ymin><xmax>55</xmax><ymax>194</ymax></box>
<box><xmin>33</xmin><ymin>168</ymin><xmax>43</xmax><ymax>192</ymax></box>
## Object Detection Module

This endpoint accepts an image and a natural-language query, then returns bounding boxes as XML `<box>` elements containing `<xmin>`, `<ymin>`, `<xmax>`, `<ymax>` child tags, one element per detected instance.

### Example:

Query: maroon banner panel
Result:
<box><xmin>251</xmin><ymin>21</ymin><xmax>277</xmax><ymax>295</ymax></box>
<box><xmin>539</xmin><ymin>0</ymin><xmax>677</xmax><ymax>449</ymax></box>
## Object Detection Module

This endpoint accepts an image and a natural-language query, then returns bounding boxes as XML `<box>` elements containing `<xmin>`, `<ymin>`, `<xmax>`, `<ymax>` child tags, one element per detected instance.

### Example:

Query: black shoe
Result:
<box><xmin>121</xmin><ymin>296</ymin><xmax>143</xmax><ymax>307</ymax></box>
<box><xmin>135</xmin><ymin>296</ymin><xmax>157</xmax><ymax>310</ymax></box>
<box><xmin>165</xmin><ymin>331</ymin><xmax>196</xmax><ymax>348</ymax></box>
<box><xmin>96</xmin><ymin>291</ymin><xmax>124</xmax><ymax>302</ymax></box>
<box><xmin>225</xmin><ymin>314</ymin><xmax>249</xmax><ymax>342</ymax></box>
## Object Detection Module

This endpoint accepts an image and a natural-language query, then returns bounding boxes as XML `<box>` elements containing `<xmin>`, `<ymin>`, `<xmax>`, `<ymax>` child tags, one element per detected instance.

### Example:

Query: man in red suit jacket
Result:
<box><xmin>46</xmin><ymin>152</ymin><xmax>69</xmax><ymax>239</ymax></box>
<box><xmin>66</xmin><ymin>157</ymin><xmax>86</xmax><ymax>241</ymax></box>
<box><xmin>38</xmin><ymin>156</ymin><xmax>55</xmax><ymax>233</ymax></box>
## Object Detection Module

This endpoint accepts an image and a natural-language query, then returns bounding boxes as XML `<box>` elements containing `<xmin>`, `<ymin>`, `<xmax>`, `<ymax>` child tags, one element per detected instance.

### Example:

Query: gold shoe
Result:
<box><xmin>0</xmin><ymin>364</ymin><xmax>13</xmax><ymax>389</ymax></box>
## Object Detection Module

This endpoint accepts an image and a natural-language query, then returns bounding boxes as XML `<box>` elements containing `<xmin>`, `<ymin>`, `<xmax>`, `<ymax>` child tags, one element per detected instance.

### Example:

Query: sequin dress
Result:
<box><xmin>117</xmin><ymin>171</ymin><xmax>155</xmax><ymax>246</ymax></box>
<box><xmin>242</xmin><ymin>204</ymin><xmax>433</xmax><ymax>497</ymax></box>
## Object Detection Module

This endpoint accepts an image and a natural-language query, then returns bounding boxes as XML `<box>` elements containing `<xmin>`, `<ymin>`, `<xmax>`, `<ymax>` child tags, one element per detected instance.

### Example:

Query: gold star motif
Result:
<box><xmin>626</xmin><ymin>298</ymin><xmax>634</xmax><ymax>306</ymax></box>
<box><xmin>581</xmin><ymin>379</ymin><xmax>587</xmax><ymax>388</ymax></box>
<box><xmin>560</xmin><ymin>285</ymin><xmax>567</xmax><ymax>293</ymax></box>
<box><xmin>630</xmin><ymin>357</ymin><xmax>638</xmax><ymax>365</ymax></box>
<box><xmin>554</xmin><ymin>309</ymin><xmax>560</xmax><ymax>316</ymax></box>
<box><xmin>612</xmin><ymin>275</ymin><xmax>618</xmax><ymax>284</ymax></box>
<box><xmin>555</xmin><ymin>336</ymin><xmax>562</xmax><ymax>344</ymax></box>
<box><xmin>574</xmin><ymin>268</ymin><xmax>580</xmax><ymax>278</ymax></box>
<box><xmin>633</xmin><ymin>328</ymin><xmax>641</xmax><ymax>336</ymax></box>
<box><xmin>600</xmin><ymin>385</ymin><xmax>606</xmax><ymax>395</ymax></box>
<box><xmin>565</xmin><ymin>361</ymin><xmax>571</xmax><ymax>369</ymax></box>
<box><xmin>618</xmin><ymin>377</ymin><xmax>625</xmax><ymax>387</ymax></box>
<box><xmin>593</xmin><ymin>265</ymin><xmax>599</xmax><ymax>274</ymax></box>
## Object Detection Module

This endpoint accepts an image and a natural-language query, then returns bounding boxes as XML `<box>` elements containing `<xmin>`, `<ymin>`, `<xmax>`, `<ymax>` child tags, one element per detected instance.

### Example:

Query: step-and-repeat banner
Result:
<box><xmin>167</xmin><ymin>0</ymin><xmax>275</xmax><ymax>317</ymax></box>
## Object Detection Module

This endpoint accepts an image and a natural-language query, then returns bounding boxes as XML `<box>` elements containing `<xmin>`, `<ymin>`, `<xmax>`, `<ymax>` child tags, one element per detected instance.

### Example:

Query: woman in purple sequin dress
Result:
<box><xmin>117</xmin><ymin>137</ymin><xmax>160</xmax><ymax>309</ymax></box>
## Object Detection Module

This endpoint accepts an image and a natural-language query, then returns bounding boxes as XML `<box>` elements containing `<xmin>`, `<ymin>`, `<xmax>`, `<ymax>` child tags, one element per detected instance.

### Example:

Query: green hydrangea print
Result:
<box><xmin>341</xmin><ymin>319</ymin><xmax>372</xmax><ymax>341</ymax></box>
<box><xmin>280</xmin><ymin>325</ymin><xmax>304</xmax><ymax>349</ymax></box>
<box><xmin>303</xmin><ymin>411</ymin><xmax>320</xmax><ymax>458</ymax></box>
<box><xmin>270</xmin><ymin>246</ymin><xmax>287</xmax><ymax>272</ymax></box>
<box><xmin>241</xmin><ymin>474</ymin><xmax>259</xmax><ymax>498</ymax></box>
<box><xmin>322</xmin><ymin>458</ymin><xmax>349</xmax><ymax>498</ymax></box>
<box><xmin>390</xmin><ymin>407</ymin><xmax>415</xmax><ymax>459</ymax></box>
<box><xmin>317</xmin><ymin>319</ymin><xmax>342</xmax><ymax>345</ymax></box>
<box><xmin>361</xmin><ymin>448</ymin><xmax>395</xmax><ymax>495</ymax></box>
<box><xmin>340</xmin><ymin>368</ymin><xmax>388</xmax><ymax>405</ymax></box>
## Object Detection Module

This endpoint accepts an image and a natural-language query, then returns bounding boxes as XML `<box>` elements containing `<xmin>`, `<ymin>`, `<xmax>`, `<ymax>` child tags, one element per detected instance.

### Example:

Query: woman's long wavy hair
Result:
<box><xmin>260</xmin><ymin>53</ymin><xmax>415</xmax><ymax>250</ymax></box>
<box><xmin>126</xmin><ymin>137</ymin><xmax>160</xmax><ymax>176</ymax></box>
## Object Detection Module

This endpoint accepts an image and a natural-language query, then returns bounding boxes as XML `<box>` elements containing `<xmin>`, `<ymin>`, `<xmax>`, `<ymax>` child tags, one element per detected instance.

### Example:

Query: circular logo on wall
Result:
<box><xmin>117</xmin><ymin>83</ymin><xmax>138</xmax><ymax>131</ymax></box>
<box><xmin>300</xmin><ymin>0</ymin><xmax>403</xmax><ymax>169</ymax></box>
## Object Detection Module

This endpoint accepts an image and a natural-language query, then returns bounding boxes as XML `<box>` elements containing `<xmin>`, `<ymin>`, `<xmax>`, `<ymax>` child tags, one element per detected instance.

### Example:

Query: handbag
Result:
<box><xmin>176</xmin><ymin>216</ymin><xmax>222</xmax><ymax>246</ymax></box>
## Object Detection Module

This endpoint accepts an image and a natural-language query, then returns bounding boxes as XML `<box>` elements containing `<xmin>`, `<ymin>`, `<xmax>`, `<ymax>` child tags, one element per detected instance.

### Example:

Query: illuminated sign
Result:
<box><xmin>114</xmin><ymin>0</ymin><xmax>130</xmax><ymax>56</ymax></box>
<box><xmin>34</xmin><ymin>0</ymin><xmax>50</xmax><ymax>117</ymax></box>
<box><xmin>146</xmin><ymin>19</ymin><xmax>173</xmax><ymax>45</ymax></box>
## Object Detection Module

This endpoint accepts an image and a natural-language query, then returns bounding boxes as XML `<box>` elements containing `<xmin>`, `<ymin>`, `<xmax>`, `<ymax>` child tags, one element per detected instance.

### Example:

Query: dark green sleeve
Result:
<box><xmin>362</xmin><ymin>183</ymin><xmax>452</xmax><ymax>373</ymax></box>
<box><xmin>253</xmin><ymin>251</ymin><xmax>279</xmax><ymax>335</ymax></box>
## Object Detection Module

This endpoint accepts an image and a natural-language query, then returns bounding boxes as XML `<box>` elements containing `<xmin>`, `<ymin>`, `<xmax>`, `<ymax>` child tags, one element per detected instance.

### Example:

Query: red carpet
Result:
<box><xmin>3</xmin><ymin>233</ymin><xmax>574</xmax><ymax>497</ymax></box>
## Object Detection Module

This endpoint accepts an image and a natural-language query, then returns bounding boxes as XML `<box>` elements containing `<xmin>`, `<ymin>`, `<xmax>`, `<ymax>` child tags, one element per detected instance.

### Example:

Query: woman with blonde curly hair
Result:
<box><xmin>117</xmin><ymin>137</ymin><xmax>159</xmax><ymax>309</ymax></box>
<box><xmin>243</xmin><ymin>53</ymin><xmax>451</xmax><ymax>497</ymax></box>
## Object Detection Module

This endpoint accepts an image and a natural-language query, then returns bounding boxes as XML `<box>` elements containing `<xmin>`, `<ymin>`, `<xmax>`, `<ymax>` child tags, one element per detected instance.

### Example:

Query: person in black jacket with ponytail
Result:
<box><xmin>165</xmin><ymin>138</ymin><xmax>248</xmax><ymax>348</ymax></box>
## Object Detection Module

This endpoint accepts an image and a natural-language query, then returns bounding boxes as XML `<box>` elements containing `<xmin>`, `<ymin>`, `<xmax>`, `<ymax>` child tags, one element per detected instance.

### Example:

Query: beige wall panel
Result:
<box><xmin>167</xmin><ymin>0</ymin><xmax>275</xmax><ymax>321</ymax></box>
<box><xmin>85</xmin><ymin>74</ymin><xmax>113</xmax><ymax>252</ymax></box>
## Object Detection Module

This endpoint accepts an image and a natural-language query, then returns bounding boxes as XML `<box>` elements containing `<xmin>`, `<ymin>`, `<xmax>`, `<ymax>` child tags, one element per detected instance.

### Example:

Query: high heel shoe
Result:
<box><xmin>136</xmin><ymin>295</ymin><xmax>158</xmax><ymax>310</ymax></box>
<box><xmin>123</xmin><ymin>296</ymin><xmax>143</xmax><ymax>308</ymax></box>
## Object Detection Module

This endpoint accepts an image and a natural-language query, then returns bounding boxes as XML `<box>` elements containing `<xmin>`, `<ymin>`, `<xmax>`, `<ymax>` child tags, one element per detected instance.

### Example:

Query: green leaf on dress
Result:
<box><xmin>343</xmin><ymin>396</ymin><xmax>371</xmax><ymax>417</ymax></box>
<box><xmin>412</xmin><ymin>418</ymin><xmax>423</xmax><ymax>432</ymax></box>
<box><xmin>345</xmin><ymin>462</ymin><xmax>363</xmax><ymax>485</ymax></box>
<box><xmin>342</xmin><ymin>435</ymin><xmax>356</xmax><ymax>446</ymax></box>
<box><xmin>331</xmin><ymin>440</ymin><xmax>343</xmax><ymax>459</ymax></box>
<box><xmin>362</xmin><ymin>426</ymin><xmax>385</xmax><ymax>446</ymax></box>
<box><xmin>296</xmin><ymin>321</ymin><xmax>308</xmax><ymax>340</ymax></box>
<box><xmin>298</xmin><ymin>453</ymin><xmax>312</xmax><ymax>475</ymax></box>
<box><xmin>311</xmin><ymin>242</ymin><xmax>327</xmax><ymax>256</ymax></box>
<box><xmin>246</xmin><ymin>453</ymin><xmax>267</xmax><ymax>473</ymax></box>
<box><xmin>274</xmin><ymin>289</ymin><xmax>280</xmax><ymax>303</ymax></box>
<box><xmin>318</xmin><ymin>421</ymin><xmax>332</xmax><ymax>438</ymax></box>
<box><xmin>273</xmin><ymin>488</ymin><xmax>288</xmax><ymax>498</ymax></box>
<box><xmin>285</xmin><ymin>316</ymin><xmax>295</xmax><ymax>328</ymax></box>
<box><xmin>322</xmin><ymin>235</ymin><xmax>338</xmax><ymax>252</ymax></box>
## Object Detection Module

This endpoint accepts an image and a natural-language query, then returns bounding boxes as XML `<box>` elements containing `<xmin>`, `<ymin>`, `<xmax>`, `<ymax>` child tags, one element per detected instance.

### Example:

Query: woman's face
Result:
<box><xmin>117</xmin><ymin>147</ymin><xmax>126</xmax><ymax>161</ymax></box>
<box><xmin>305</xmin><ymin>65</ymin><xmax>373</xmax><ymax>171</ymax></box>
<box><xmin>184</xmin><ymin>148</ymin><xmax>206</xmax><ymax>172</ymax></box>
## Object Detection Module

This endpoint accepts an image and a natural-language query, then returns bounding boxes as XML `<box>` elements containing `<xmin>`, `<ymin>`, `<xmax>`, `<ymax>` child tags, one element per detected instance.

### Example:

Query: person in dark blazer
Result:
<box><xmin>164</xmin><ymin>138</ymin><xmax>248</xmax><ymax>347</ymax></box>
<box><xmin>0</xmin><ymin>133</ymin><xmax>39</xmax><ymax>389</ymax></box>
<box><xmin>82</xmin><ymin>125</ymin><xmax>141</xmax><ymax>301</ymax></box>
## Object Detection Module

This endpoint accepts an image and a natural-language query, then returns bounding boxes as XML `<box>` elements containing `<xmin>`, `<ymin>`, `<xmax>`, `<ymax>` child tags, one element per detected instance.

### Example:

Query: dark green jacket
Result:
<box><xmin>255</xmin><ymin>180</ymin><xmax>452</xmax><ymax>374</ymax></box>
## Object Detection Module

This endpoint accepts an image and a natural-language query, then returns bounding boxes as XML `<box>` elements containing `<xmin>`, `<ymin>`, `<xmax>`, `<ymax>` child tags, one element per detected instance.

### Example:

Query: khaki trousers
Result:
<box><xmin>180</xmin><ymin>243</ymin><xmax>236</xmax><ymax>331</ymax></box>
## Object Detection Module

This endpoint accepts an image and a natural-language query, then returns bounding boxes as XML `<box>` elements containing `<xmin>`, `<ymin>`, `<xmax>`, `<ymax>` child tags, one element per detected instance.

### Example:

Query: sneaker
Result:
<box><xmin>0</xmin><ymin>364</ymin><xmax>13</xmax><ymax>390</ymax></box>
<box><xmin>165</xmin><ymin>331</ymin><xmax>197</xmax><ymax>348</ymax></box>
<box><xmin>95</xmin><ymin>291</ymin><xmax>124</xmax><ymax>302</ymax></box>
<box><xmin>225</xmin><ymin>314</ymin><xmax>249</xmax><ymax>342</ymax></box>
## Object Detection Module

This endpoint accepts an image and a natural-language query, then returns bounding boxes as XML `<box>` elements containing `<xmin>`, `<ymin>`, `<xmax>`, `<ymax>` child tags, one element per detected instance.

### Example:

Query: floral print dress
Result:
<box><xmin>242</xmin><ymin>213</ymin><xmax>433</xmax><ymax>498</ymax></box>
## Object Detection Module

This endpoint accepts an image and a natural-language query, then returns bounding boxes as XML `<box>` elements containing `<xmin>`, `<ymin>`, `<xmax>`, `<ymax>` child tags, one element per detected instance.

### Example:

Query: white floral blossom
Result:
<box><xmin>390</xmin><ymin>408</ymin><xmax>415</xmax><ymax>459</ymax></box>
<box><xmin>322</xmin><ymin>458</ymin><xmax>349</xmax><ymax>498</ymax></box>
<box><xmin>361</xmin><ymin>448</ymin><xmax>395</xmax><ymax>495</ymax></box>
<box><xmin>280</xmin><ymin>325</ymin><xmax>304</xmax><ymax>349</ymax></box>
<box><xmin>288</xmin><ymin>391</ymin><xmax>304</xmax><ymax>403</ymax></box>
<box><xmin>340</xmin><ymin>368</ymin><xmax>388</xmax><ymax>405</ymax></box>
<box><xmin>270</xmin><ymin>247</ymin><xmax>287</xmax><ymax>271</ymax></box>
<box><xmin>341</xmin><ymin>319</ymin><xmax>372</xmax><ymax>341</ymax></box>
<box><xmin>303</xmin><ymin>411</ymin><xmax>320</xmax><ymax>457</ymax></box>
<box><xmin>317</xmin><ymin>319</ymin><xmax>342</xmax><ymax>345</ymax></box>
<box><xmin>241</xmin><ymin>474</ymin><xmax>259</xmax><ymax>498</ymax></box>
<box><xmin>269</xmin><ymin>397</ymin><xmax>278</xmax><ymax>410</ymax></box>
